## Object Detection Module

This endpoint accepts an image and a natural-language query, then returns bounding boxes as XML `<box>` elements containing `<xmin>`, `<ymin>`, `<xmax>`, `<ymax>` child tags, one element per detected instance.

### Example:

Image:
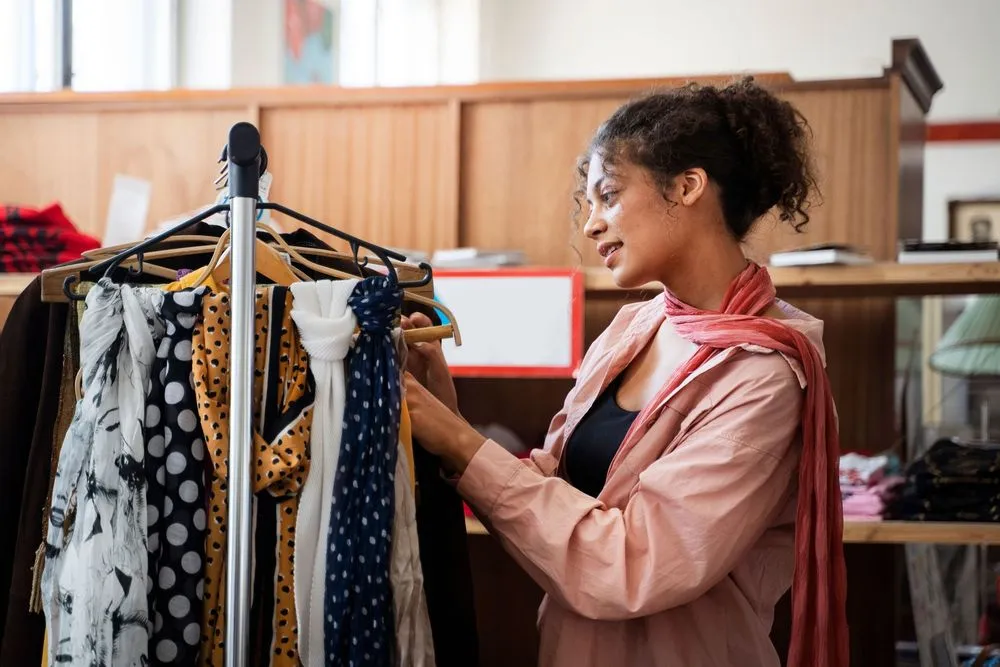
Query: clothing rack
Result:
<box><xmin>224</xmin><ymin>120</ymin><xmax>260</xmax><ymax>667</ymax></box>
<box><xmin>55</xmin><ymin>121</ymin><xmax>438</xmax><ymax>665</ymax></box>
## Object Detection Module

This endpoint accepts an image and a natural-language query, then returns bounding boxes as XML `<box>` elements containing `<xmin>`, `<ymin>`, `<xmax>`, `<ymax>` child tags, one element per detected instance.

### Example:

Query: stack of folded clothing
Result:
<box><xmin>840</xmin><ymin>452</ymin><xmax>904</xmax><ymax>521</ymax></box>
<box><xmin>887</xmin><ymin>438</ymin><xmax>1000</xmax><ymax>522</ymax></box>
<box><xmin>0</xmin><ymin>202</ymin><xmax>100</xmax><ymax>272</ymax></box>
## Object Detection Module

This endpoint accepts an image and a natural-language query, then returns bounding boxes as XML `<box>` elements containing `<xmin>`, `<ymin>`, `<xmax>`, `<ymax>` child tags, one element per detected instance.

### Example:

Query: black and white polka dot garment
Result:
<box><xmin>144</xmin><ymin>287</ymin><xmax>209</xmax><ymax>666</ymax></box>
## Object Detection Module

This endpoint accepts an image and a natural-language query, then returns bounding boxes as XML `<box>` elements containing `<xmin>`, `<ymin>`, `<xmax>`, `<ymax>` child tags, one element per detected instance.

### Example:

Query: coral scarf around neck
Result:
<box><xmin>621</xmin><ymin>261</ymin><xmax>849</xmax><ymax>667</ymax></box>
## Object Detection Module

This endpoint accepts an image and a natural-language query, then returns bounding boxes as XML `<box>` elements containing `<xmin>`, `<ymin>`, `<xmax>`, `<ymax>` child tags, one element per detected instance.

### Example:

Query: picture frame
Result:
<box><xmin>949</xmin><ymin>198</ymin><xmax>1000</xmax><ymax>243</ymax></box>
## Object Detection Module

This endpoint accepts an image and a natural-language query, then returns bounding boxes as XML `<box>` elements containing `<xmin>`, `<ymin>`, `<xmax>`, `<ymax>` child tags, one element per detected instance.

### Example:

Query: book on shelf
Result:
<box><xmin>431</xmin><ymin>247</ymin><xmax>526</xmax><ymax>268</ymax></box>
<box><xmin>768</xmin><ymin>243</ymin><xmax>873</xmax><ymax>267</ymax></box>
<box><xmin>897</xmin><ymin>240</ymin><xmax>1000</xmax><ymax>264</ymax></box>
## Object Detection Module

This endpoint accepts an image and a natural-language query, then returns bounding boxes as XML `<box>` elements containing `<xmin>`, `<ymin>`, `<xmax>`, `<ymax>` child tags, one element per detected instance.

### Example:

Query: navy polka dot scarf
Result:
<box><xmin>324</xmin><ymin>276</ymin><xmax>403</xmax><ymax>666</ymax></box>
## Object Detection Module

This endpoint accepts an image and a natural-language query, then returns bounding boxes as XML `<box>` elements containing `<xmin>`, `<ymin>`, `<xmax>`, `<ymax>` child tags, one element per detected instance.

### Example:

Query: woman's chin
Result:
<box><xmin>608</xmin><ymin>266</ymin><xmax>641</xmax><ymax>290</ymax></box>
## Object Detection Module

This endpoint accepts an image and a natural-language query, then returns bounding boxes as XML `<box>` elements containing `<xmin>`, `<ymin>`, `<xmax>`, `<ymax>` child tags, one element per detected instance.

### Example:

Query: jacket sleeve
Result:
<box><xmin>457</xmin><ymin>361</ymin><xmax>803</xmax><ymax>621</ymax></box>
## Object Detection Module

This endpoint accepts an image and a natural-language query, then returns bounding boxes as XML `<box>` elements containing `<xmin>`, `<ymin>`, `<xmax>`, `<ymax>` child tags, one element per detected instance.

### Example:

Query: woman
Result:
<box><xmin>402</xmin><ymin>77</ymin><xmax>848</xmax><ymax>667</ymax></box>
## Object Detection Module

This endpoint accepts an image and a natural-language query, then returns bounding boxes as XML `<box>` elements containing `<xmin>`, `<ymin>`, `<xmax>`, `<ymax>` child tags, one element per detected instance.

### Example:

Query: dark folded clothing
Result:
<box><xmin>885</xmin><ymin>438</ymin><xmax>1000</xmax><ymax>523</ymax></box>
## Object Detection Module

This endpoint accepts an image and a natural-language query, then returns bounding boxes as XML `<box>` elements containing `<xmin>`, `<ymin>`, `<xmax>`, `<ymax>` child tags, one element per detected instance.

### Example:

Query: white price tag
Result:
<box><xmin>103</xmin><ymin>174</ymin><xmax>152</xmax><ymax>246</ymax></box>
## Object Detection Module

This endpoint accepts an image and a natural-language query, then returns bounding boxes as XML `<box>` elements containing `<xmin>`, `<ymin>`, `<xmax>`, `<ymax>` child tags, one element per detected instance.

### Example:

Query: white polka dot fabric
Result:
<box><xmin>325</xmin><ymin>276</ymin><xmax>403</xmax><ymax>666</ymax></box>
<box><xmin>144</xmin><ymin>287</ymin><xmax>209</xmax><ymax>665</ymax></box>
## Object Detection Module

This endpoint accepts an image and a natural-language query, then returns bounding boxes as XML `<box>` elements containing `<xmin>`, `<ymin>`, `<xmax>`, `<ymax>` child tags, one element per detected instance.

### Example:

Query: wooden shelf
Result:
<box><xmin>584</xmin><ymin>263</ymin><xmax>1000</xmax><ymax>298</ymax></box>
<box><xmin>842</xmin><ymin>520</ymin><xmax>1000</xmax><ymax>545</ymax></box>
<box><xmin>0</xmin><ymin>273</ymin><xmax>36</xmax><ymax>297</ymax></box>
<box><xmin>466</xmin><ymin>516</ymin><xmax>1000</xmax><ymax>545</ymax></box>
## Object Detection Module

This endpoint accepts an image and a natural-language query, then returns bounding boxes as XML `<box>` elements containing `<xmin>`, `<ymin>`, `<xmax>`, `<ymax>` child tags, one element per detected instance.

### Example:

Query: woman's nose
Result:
<box><xmin>583</xmin><ymin>212</ymin><xmax>606</xmax><ymax>239</ymax></box>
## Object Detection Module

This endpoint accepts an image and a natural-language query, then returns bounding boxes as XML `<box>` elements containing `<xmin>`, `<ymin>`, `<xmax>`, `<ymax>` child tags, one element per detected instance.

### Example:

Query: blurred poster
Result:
<box><xmin>284</xmin><ymin>0</ymin><xmax>335</xmax><ymax>84</ymax></box>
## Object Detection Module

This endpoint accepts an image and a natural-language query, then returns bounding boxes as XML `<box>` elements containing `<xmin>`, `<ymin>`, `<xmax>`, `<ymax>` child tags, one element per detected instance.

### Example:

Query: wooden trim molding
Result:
<box><xmin>0</xmin><ymin>72</ymin><xmax>795</xmax><ymax>113</ymax></box>
<box><xmin>887</xmin><ymin>38</ymin><xmax>944</xmax><ymax>114</ymax></box>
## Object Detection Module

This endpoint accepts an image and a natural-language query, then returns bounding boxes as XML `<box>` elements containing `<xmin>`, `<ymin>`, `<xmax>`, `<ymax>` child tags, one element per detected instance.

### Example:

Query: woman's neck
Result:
<box><xmin>658</xmin><ymin>241</ymin><xmax>749</xmax><ymax>312</ymax></box>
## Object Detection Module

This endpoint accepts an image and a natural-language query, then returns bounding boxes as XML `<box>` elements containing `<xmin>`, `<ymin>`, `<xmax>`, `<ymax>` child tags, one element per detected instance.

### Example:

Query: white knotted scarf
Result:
<box><xmin>289</xmin><ymin>279</ymin><xmax>359</xmax><ymax>667</ymax></box>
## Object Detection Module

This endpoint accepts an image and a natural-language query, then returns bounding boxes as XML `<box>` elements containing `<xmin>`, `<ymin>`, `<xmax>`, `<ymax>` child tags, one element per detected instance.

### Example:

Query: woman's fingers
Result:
<box><xmin>409</xmin><ymin>312</ymin><xmax>433</xmax><ymax>328</ymax></box>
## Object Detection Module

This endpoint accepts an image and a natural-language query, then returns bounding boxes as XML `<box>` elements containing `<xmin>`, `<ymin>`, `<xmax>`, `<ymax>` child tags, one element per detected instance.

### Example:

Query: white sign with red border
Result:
<box><xmin>432</xmin><ymin>268</ymin><xmax>584</xmax><ymax>378</ymax></box>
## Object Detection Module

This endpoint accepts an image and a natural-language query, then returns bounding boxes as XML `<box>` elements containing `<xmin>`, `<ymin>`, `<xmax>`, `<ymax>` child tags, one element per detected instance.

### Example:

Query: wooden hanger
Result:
<box><xmin>79</xmin><ymin>234</ymin><xmax>223</xmax><ymax>260</ymax></box>
<box><xmin>190</xmin><ymin>227</ymin><xmax>304</xmax><ymax>290</ymax></box>
<box><xmin>251</xmin><ymin>223</ymin><xmax>462</xmax><ymax>345</ymax></box>
<box><xmin>45</xmin><ymin>231</ymin><xmax>461</xmax><ymax>346</ymax></box>
<box><xmin>40</xmin><ymin>244</ymin><xmax>227</xmax><ymax>301</ymax></box>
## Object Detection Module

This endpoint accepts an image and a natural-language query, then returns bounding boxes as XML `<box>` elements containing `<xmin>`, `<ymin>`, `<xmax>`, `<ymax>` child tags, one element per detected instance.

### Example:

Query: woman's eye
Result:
<box><xmin>601</xmin><ymin>191</ymin><xmax>617</xmax><ymax>205</ymax></box>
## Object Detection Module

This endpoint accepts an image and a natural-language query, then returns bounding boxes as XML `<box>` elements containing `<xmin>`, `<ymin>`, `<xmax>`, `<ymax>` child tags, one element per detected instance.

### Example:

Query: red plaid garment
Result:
<box><xmin>0</xmin><ymin>203</ymin><xmax>100</xmax><ymax>272</ymax></box>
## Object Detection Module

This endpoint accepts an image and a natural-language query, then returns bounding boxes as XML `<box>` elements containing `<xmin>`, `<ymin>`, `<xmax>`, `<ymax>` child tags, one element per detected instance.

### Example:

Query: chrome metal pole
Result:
<box><xmin>224</xmin><ymin>122</ymin><xmax>260</xmax><ymax>667</ymax></box>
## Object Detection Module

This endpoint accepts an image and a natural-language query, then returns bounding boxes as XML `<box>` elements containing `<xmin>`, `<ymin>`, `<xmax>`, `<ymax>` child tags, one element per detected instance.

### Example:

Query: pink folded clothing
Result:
<box><xmin>841</xmin><ymin>475</ymin><xmax>904</xmax><ymax>520</ymax></box>
<box><xmin>843</xmin><ymin>492</ymin><xmax>884</xmax><ymax>516</ymax></box>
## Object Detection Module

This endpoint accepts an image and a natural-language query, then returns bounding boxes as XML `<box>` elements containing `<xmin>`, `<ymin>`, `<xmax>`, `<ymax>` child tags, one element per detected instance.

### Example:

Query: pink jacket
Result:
<box><xmin>457</xmin><ymin>295</ymin><xmax>827</xmax><ymax>667</ymax></box>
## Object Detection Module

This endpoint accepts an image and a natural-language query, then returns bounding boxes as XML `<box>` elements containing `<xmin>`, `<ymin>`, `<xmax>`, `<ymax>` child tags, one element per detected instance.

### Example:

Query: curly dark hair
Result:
<box><xmin>574</xmin><ymin>76</ymin><xmax>819</xmax><ymax>240</ymax></box>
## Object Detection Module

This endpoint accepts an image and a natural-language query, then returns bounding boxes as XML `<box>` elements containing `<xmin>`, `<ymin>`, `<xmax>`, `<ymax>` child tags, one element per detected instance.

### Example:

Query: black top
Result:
<box><xmin>564</xmin><ymin>373</ymin><xmax>640</xmax><ymax>497</ymax></box>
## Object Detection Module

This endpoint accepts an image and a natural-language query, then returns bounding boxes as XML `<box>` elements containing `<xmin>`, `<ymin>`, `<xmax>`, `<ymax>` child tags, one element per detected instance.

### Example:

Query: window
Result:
<box><xmin>0</xmin><ymin>0</ymin><xmax>60</xmax><ymax>93</ymax></box>
<box><xmin>71</xmin><ymin>0</ymin><xmax>176</xmax><ymax>91</ymax></box>
<box><xmin>0</xmin><ymin>0</ymin><xmax>177</xmax><ymax>93</ymax></box>
<box><xmin>338</xmin><ymin>0</ymin><xmax>478</xmax><ymax>87</ymax></box>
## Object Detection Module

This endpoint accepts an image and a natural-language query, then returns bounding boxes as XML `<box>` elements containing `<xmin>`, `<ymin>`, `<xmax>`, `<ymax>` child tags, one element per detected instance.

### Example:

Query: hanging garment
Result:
<box><xmin>0</xmin><ymin>227</ymin><xmax>478</xmax><ymax>667</ymax></box>
<box><xmin>325</xmin><ymin>276</ymin><xmax>404</xmax><ymax>666</ymax></box>
<box><xmin>193</xmin><ymin>286</ymin><xmax>314</xmax><ymax>667</ymax></box>
<box><xmin>390</xmin><ymin>435</ymin><xmax>436</xmax><ymax>667</ymax></box>
<box><xmin>41</xmin><ymin>279</ymin><xmax>163</xmax><ymax>667</ymax></box>
<box><xmin>145</xmin><ymin>287</ymin><xmax>209</xmax><ymax>665</ymax></box>
<box><xmin>0</xmin><ymin>276</ymin><xmax>70</xmax><ymax>667</ymax></box>
<box><xmin>288</xmin><ymin>278</ymin><xmax>359</xmax><ymax>667</ymax></box>
<box><xmin>388</xmin><ymin>327</ymin><xmax>435</xmax><ymax>666</ymax></box>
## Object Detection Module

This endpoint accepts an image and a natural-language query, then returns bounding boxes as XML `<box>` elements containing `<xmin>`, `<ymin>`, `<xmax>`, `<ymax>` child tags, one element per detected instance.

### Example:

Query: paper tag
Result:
<box><xmin>103</xmin><ymin>174</ymin><xmax>152</xmax><ymax>246</ymax></box>
<box><xmin>257</xmin><ymin>170</ymin><xmax>274</xmax><ymax>226</ymax></box>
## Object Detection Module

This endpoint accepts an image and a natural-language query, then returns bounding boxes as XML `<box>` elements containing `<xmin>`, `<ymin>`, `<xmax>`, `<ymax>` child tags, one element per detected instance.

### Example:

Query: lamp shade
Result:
<box><xmin>929</xmin><ymin>295</ymin><xmax>1000</xmax><ymax>377</ymax></box>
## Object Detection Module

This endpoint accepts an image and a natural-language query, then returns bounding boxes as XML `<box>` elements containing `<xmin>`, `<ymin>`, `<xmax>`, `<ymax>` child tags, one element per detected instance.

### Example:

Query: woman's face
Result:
<box><xmin>583</xmin><ymin>153</ymin><xmax>683</xmax><ymax>289</ymax></box>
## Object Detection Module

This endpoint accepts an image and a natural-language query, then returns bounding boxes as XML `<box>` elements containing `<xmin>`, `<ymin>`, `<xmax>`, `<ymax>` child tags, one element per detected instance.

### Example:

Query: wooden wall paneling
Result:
<box><xmin>0</xmin><ymin>108</ymin><xmax>249</xmax><ymax>238</ymax></box>
<box><xmin>95</xmin><ymin>109</ymin><xmax>249</xmax><ymax>236</ymax></box>
<box><xmin>743</xmin><ymin>87</ymin><xmax>894</xmax><ymax>262</ymax></box>
<box><xmin>260</xmin><ymin>104</ymin><xmax>459</xmax><ymax>255</ymax></box>
<box><xmin>461</xmin><ymin>85</ymin><xmax>897</xmax><ymax>270</ymax></box>
<box><xmin>892</xmin><ymin>78</ymin><xmax>933</xmax><ymax>247</ymax></box>
<box><xmin>788</xmin><ymin>297</ymin><xmax>898</xmax><ymax>451</ymax></box>
<box><xmin>0</xmin><ymin>112</ymin><xmax>101</xmax><ymax>235</ymax></box>
<box><xmin>459</xmin><ymin>98</ymin><xmax>625</xmax><ymax>266</ymax></box>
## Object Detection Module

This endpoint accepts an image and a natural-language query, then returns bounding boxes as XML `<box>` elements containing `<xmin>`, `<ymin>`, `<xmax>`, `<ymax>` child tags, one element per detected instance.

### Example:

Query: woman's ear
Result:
<box><xmin>677</xmin><ymin>168</ymin><xmax>709</xmax><ymax>207</ymax></box>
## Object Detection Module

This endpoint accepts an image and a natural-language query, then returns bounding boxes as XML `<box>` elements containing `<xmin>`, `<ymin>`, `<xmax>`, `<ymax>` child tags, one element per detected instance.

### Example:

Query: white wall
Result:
<box><xmin>924</xmin><ymin>143</ymin><xmax>1000</xmax><ymax>241</ymax></box>
<box><xmin>178</xmin><ymin>0</ymin><xmax>480</xmax><ymax>89</ymax></box>
<box><xmin>179</xmin><ymin>0</ymin><xmax>232</xmax><ymax>89</ymax></box>
<box><xmin>231</xmin><ymin>0</ymin><xmax>283</xmax><ymax>88</ymax></box>
<box><xmin>478</xmin><ymin>0</ymin><xmax>1000</xmax><ymax>121</ymax></box>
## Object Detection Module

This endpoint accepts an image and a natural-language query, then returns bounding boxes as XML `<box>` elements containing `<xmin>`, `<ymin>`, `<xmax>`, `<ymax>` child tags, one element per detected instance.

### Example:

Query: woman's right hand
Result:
<box><xmin>401</xmin><ymin>312</ymin><xmax>460</xmax><ymax>416</ymax></box>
